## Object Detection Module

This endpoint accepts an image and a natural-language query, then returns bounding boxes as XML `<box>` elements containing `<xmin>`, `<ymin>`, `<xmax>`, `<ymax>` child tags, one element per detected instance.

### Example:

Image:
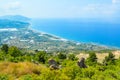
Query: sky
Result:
<box><xmin>0</xmin><ymin>0</ymin><xmax>120</xmax><ymax>19</ymax></box>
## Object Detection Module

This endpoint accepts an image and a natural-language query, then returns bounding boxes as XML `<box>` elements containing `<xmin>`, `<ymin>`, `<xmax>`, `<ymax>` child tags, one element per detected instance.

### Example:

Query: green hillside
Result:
<box><xmin>0</xmin><ymin>45</ymin><xmax>120</xmax><ymax>80</ymax></box>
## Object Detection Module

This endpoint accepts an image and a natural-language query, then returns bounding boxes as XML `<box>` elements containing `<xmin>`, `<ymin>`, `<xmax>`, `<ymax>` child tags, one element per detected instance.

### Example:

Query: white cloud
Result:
<box><xmin>112</xmin><ymin>0</ymin><xmax>116</xmax><ymax>4</ymax></box>
<box><xmin>112</xmin><ymin>0</ymin><xmax>120</xmax><ymax>4</ymax></box>
<box><xmin>3</xmin><ymin>1</ymin><xmax>21</xmax><ymax>11</ymax></box>
<box><xmin>0</xmin><ymin>1</ymin><xmax>22</xmax><ymax>15</ymax></box>
<box><xmin>77</xmin><ymin>4</ymin><xmax>116</xmax><ymax>18</ymax></box>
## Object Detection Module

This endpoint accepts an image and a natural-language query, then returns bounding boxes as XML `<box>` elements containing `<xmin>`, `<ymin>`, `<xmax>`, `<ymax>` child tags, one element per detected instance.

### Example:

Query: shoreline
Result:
<box><xmin>29</xmin><ymin>26</ymin><xmax>120</xmax><ymax>50</ymax></box>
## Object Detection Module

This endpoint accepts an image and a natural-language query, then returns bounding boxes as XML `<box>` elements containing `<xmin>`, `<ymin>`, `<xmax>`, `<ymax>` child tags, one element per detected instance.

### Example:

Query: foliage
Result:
<box><xmin>57</xmin><ymin>53</ymin><xmax>67</xmax><ymax>59</ymax></box>
<box><xmin>0</xmin><ymin>45</ymin><xmax>119</xmax><ymax>80</ymax></box>
<box><xmin>103</xmin><ymin>52</ymin><xmax>115</xmax><ymax>65</ymax></box>
<box><xmin>86</xmin><ymin>52</ymin><xmax>97</xmax><ymax>66</ymax></box>
<box><xmin>1</xmin><ymin>44</ymin><xmax>9</xmax><ymax>54</ymax></box>
<box><xmin>35</xmin><ymin>51</ymin><xmax>48</xmax><ymax>64</ymax></box>
<box><xmin>8</xmin><ymin>46</ymin><xmax>22</xmax><ymax>57</ymax></box>
<box><xmin>0</xmin><ymin>74</ymin><xmax>9</xmax><ymax>80</ymax></box>
<box><xmin>19</xmin><ymin>75</ymin><xmax>33</xmax><ymax>80</ymax></box>
<box><xmin>68</xmin><ymin>53</ymin><xmax>77</xmax><ymax>61</ymax></box>
<box><xmin>0</xmin><ymin>51</ymin><xmax>5</xmax><ymax>61</ymax></box>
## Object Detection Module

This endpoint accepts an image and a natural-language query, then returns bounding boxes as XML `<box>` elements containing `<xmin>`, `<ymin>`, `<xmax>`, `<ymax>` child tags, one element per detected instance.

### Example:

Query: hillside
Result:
<box><xmin>0</xmin><ymin>15</ymin><xmax>115</xmax><ymax>52</ymax></box>
<box><xmin>0</xmin><ymin>19</ymin><xmax>30</xmax><ymax>29</ymax></box>
<box><xmin>0</xmin><ymin>15</ymin><xmax>30</xmax><ymax>22</ymax></box>
<box><xmin>0</xmin><ymin>45</ymin><xmax>120</xmax><ymax>80</ymax></box>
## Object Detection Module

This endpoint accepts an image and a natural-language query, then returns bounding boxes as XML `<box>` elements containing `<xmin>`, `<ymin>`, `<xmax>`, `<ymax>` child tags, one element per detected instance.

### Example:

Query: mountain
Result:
<box><xmin>0</xmin><ymin>19</ymin><xmax>30</xmax><ymax>29</ymax></box>
<box><xmin>0</xmin><ymin>15</ymin><xmax>115</xmax><ymax>52</ymax></box>
<box><xmin>0</xmin><ymin>15</ymin><xmax>30</xmax><ymax>22</ymax></box>
<box><xmin>0</xmin><ymin>15</ymin><xmax>30</xmax><ymax>29</ymax></box>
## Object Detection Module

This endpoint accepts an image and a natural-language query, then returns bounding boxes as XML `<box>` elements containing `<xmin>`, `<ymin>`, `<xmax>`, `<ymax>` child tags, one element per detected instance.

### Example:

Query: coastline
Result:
<box><xmin>29</xmin><ymin>26</ymin><xmax>119</xmax><ymax>50</ymax></box>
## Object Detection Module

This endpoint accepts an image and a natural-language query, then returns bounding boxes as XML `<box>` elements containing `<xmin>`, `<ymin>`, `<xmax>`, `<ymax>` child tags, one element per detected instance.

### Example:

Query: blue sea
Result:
<box><xmin>31</xmin><ymin>19</ymin><xmax>120</xmax><ymax>48</ymax></box>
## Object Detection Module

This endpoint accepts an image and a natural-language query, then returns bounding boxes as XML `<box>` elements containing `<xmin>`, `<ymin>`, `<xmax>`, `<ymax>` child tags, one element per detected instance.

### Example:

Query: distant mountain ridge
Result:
<box><xmin>0</xmin><ymin>15</ymin><xmax>30</xmax><ymax>22</ymax></box>
<box><xmin>0</xmin><ymin>15</ymin><xmax>30</xmax><ymax>29</ymax></box>
<box><xmin>0</xmin><ymin>19</ymin><xmax>30</xmax><ymax>29</ymax></box>
<box><xmin>0</xmin><ymin>15</ymin><xmax>115</xmax><ymax>52</ymax></box>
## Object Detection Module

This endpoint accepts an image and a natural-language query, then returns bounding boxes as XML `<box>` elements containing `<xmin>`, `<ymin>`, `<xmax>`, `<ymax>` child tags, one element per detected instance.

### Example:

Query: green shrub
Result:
<box><xmin>68</xmin><ymin>54</ymin><xmax>76</xmax><ymax>61</ymax></box>
<box><xmin>1</xmin><ymin>44</ymin><xmax>9</xmax><ymax>54</ymax></box>
<box><xmin>86</xmin><ymin>52</ymin><xmax>97</xmax><ymax>66</ymax></box>
<box><xmin>35</xmin><ymin>51</ymin><xmax>48</xmax><ymax>64</ymax></box>
<box><xmin>19</xmin><ymin>75</ymin><xmax>33</xmax><ymax>80</ymax></box>
<box><xmin>82</xmin><ymin>67</ymin><xmax>95</xmax><ymax>79</ymax></box>
<box><xmin>0</xmin><ymin>74</ymin><xmax>9</xmax><ymax>80</ymax></box>
<box><xmin>8</xmin><ymin>46</ymin><xmax>22</xmax><ymax>57</ymax></box>
<box><xmin>57</xmin><ymin>53</ymin><xmax>66</xmax><ymax>59</ymax></box>
<box><xmin>103</xmin><ymin>52</ymin><xmax>115</xmax><ymax>65</ymax></box>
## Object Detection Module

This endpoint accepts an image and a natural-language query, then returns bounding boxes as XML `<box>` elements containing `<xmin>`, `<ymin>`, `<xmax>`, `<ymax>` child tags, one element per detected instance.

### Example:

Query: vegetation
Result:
<box><xmin>0</xmin><ymin>44</ymin><xmax>120</xmax><ymax>80</ymax></box>
<box><xmin>86</xmin><ymin>52</ymin><xmax>97</xmax><ymax>66</ymax></box>
<box><xmin>103</xmin><ymin>52</ymin><xmax>116</xmax><ymax>65</ymax></box>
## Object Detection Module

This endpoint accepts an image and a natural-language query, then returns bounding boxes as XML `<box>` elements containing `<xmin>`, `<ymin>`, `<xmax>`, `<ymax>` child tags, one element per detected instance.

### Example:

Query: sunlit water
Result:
<box><xmin>31</xmin><ymin>19</ymin><xmax>120</xmax><ymax>48</ymax></box>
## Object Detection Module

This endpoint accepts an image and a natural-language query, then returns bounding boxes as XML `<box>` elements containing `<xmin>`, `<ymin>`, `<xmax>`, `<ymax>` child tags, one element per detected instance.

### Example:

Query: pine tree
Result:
<box><xmin>103</xmin><ymin>52</ymin><xmax>115</xmax><ymax>65</ymax></box>
<box><xmin>8</xmin><ymin>46</ymin><xmax>22</xmax><ymax>57</ymax></box>
<box><xmin>57</xmin><ymin>53</ymin><xmax>66</xmax><ymax>59</ymax></box>
<box><xmin>35</xmin><ymin>51</ymin><xmax>47</xmax><ymax>64</ymax></box>
<box><xmin>1</xmin><ymin>44</ymin><xmax>9</xmax><ymax>54</ymax></box>
<box><xmin>87</xmin><ymin>52</ymin><xmax>97</xmax><ymax>65</ymax></box>
<box><xmin>68</xmin><ymin>54</ymin><xmax>76</xmax><ymax>61</ymax></box>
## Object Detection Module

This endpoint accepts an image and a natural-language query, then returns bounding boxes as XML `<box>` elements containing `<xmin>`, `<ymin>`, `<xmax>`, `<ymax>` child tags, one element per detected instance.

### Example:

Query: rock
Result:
<box><xmin>48</xmin><ymin>59</ymin><xmax>58</xmax><ymax>66</ymax></box>
<box><xmin>48</xmin><ymin>59</ymin><xmax>59</xmax><ymax>70</ymax></box>
<box><xmin>50</xmin><ymin>64</ymin><xmax>59</xmax><ymax>70</ymax></box>
<box><xmin>77</xmin><ymin>57</ymin><xmax>87</xmax><ymax>68</ymax></box>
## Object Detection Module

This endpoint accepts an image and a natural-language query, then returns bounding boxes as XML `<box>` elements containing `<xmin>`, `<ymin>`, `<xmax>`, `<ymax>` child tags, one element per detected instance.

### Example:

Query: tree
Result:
<box><xmin>0</xmin><ymin>51</ymin><xmax>5</xmax><ymax>61</ymax></box>
<box><xmin>68</xmin><ymin>54</ymin><xmax>76</xmax><ymax>61</ymax></box>
<box><xmin>1</xmin><ymin>44</ymin><xmax>9</xmax><ymax>54</ymax></box>
<box><xmin>35</xmin><ymin>51</ymin><xmax>47</xmax><ymax>64</ymax></box>
<box><xmin>87</xmin><ymin>52</ymin><xmax>97</xmax><ymax>65</ymax></box>
<box><xmin>57</xmin><ymin>53</ymin><xmax>66</xmax><ymax>59</ymax></box>
<box><xmin>8</xmin><ymin>46</ymin><xmax>22</xmax><ymax>57</ymax></box>
<box><xmin>103</xmin><ymin>52</ymin><xmax>115</xmax><ymax>65</ymax></box>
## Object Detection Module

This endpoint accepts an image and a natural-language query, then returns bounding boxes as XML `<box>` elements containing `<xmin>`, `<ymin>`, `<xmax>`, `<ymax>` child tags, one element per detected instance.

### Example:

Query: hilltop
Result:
<box><xmin>0</xmin><ymin>15</ymin><xmax>30</xmax><ymax>22</ymax></box>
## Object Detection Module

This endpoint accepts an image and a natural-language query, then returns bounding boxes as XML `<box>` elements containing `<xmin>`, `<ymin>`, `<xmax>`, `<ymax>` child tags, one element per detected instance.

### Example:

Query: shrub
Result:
<box><xmin>87</xmin><ymin>52</ymin><xmax>97</xmax><ymax>66</ymax></box>
<box><xmin>0</xmin><ymin>74</ymin><xmax>9</xmax><ymax>80</ymax></box>
<box><xmin>19</xmin><ymin>75</ymin><xmax>33</xmax><ymax>80</ymax></box>
<box><xmin>35</xmin><ymin>51</ymin><xmax>48</xmax><ymax>64</ymax></box>
<box><xmin>8</xmin><ymin>46</ymin><xmax>22</xmax><ymax>57</ymax></box>
<box><xmin>68</xmin><ymin>54</ymin><xmax>76</xmax><ymax>61</ymax></box>
<box><xmin>82</xmin><ymin>67</ymin><xmax>95</xmax><ymax>79</ymax></box>
<box><xmin>1</xmin><ymin>44</ymin><xmax>9</xmax><ymax>54</ymax></box>
<box><xmin>57</xmin><ymin>53</ymin><xmax>66</xmax><ymax>59</ymax></box>
<box><xmin>103</xmin><ymin>52</ymin><xmax>115</xmax><ymax>65</ymax></box>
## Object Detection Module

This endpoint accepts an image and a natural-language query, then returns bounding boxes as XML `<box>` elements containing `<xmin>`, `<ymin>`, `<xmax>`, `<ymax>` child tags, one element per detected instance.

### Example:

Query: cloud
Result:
<box><xmin>112</xmin><ymin>0</ymin><xmax>120</xmax><ymax>4</ymax></box>
<box><xmin>77</xmin><ymin>4</ymin><xmax>116</xmax><ymax>18</ymax></box>
<box><xmin>3</xmin><ymin>1</ymin><xmax>21</xmax><ymax>11</ymax></box>
<box><xmin>0</xmin><ymin>1</ymin><xmax>22</xmax><ymax>15</ymax></box>
<box><xmin>112</xmin><ymin>0</ymin><xmax>116</xmax><ymax>4</ymax></box>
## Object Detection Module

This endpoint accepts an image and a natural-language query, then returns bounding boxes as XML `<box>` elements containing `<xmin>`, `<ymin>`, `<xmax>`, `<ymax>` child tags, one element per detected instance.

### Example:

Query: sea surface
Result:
<box><xmin>31</xmin><ymin>19</ymin><xmax>120</xmax><ymax>48</ymax></box>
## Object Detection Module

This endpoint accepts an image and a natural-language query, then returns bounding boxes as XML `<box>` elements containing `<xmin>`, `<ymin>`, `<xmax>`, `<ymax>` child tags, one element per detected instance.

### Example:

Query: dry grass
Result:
<box><xmin>0</xmin><ymin>62</ymin><xmax>46</xmax><ymax>78</ymax></box>
<box><xmin>76</xmin><ymin>50</ymin><xmax>120</xmax><ymax>63</ymax></box>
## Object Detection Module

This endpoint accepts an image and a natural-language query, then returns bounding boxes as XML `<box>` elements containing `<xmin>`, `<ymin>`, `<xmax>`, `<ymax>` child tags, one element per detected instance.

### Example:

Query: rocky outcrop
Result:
<box><xmin>48</xmin><ymin>59</ymin><xmax>59</xmax><ymax>70</ymax></box>
<box><xmin>77</xmin><ymin>57</ymin><xmax>87</xmax><ymax>68</ymax></box>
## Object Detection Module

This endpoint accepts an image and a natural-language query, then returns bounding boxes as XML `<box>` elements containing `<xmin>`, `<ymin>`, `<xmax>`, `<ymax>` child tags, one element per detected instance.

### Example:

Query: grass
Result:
<box><xmin>0</xmin><ymin>62</ymin><xmax>46</xmax><ymax>78</ymax></box>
